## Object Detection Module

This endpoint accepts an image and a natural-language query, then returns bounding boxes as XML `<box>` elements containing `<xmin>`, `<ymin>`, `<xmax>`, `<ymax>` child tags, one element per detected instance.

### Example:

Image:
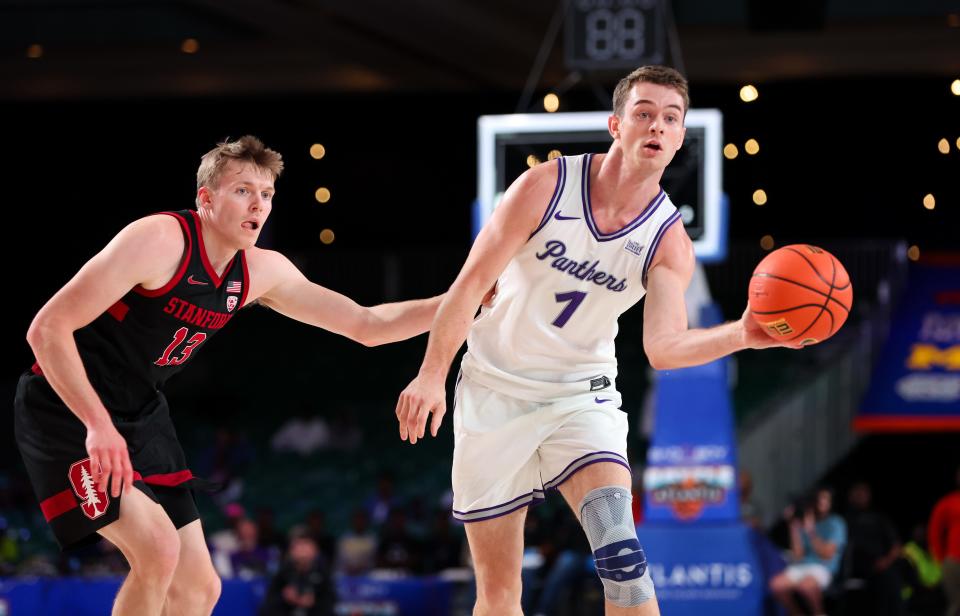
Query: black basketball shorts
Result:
<box><xmin>13</xmin><ymin>370</ymin><xmax>200</xmax><ymax>549</ymax></box>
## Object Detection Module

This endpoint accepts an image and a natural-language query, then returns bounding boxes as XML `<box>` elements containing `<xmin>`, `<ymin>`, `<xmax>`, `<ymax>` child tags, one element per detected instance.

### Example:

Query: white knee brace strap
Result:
<box><xmin>579</xmin><ymin>485</ymin><xmax>656</xmax><ymax>607</ymax></box>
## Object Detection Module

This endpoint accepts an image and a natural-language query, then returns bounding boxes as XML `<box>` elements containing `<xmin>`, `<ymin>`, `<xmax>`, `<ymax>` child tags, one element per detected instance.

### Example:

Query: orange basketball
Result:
<box><xmin>748</xmin><ymin>244</ymin><xmax>853</xmax><ymax>347</ymax></box>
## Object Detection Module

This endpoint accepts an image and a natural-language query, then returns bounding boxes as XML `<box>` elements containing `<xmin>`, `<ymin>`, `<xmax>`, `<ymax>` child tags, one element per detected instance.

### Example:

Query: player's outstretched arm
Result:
<box><xmin>396</xmin><ymin>163</ymin><xmax>557</xmax><ymax>444</ymax></box>
<box><xmin>27</xmin><ymin>215</ymin><xmax>185</xmax><ymax>498</ymax></box>
<box><xmin>642</xmin><ymin>224</ymin><xmax>783</xmax><ymax>370</ymax></box>
<box><xmin>248</xmin><ymin>248</ymin><xmax>442</xmax><ymax>346</ymax></box>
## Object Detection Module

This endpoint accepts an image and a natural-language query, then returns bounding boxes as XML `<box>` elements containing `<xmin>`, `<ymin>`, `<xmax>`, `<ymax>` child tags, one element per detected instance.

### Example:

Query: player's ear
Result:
<box><xmin>608</xmin><ymin>114</ymin><xmax>621</xmax><ymax>140</ymax></box>
<box><xmin>197</xmin><ymin>185</ymin><xmax>213</xmax><ymax>209</ymax></box>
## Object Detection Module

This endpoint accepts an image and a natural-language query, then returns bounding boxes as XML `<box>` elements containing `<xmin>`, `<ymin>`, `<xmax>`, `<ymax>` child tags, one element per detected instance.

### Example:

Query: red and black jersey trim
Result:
<box><xmin>239</xmin><ymin>250</ymin><xmax>251</xmax><ymax>308</ymax></box>
<box><xmin>190</xmin><ymin>210</ymin><xmax>232</xmax><ymax>289</ymax></box>
<box><xmin>133</xmin><ymin>212</ymin><xmax>193</xmax><ymax>298</ymax></box>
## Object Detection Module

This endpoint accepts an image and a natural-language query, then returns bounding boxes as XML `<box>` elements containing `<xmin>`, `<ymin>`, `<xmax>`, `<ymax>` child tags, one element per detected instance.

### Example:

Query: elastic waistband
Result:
<box><xmin>460</xmin><ymin>354</ymin><xmax>617</xmax><ymax>402</ymax></box>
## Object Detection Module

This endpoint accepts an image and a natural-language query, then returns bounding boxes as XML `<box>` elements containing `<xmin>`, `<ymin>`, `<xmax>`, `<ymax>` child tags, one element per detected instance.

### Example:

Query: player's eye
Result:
<box><xmin>237</xmin><ymin>187</ymin><xmax>248</xmax><ymax>195</ymax></box>
<box><xmin>262</xmin><ymin>192</ymin><xmax>272</xmax><ymax>200</ymax></box>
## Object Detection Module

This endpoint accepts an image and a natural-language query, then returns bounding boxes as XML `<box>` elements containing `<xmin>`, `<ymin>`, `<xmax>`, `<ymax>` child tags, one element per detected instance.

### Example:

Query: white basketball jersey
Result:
<box><xmin>461</xmin><ymin>153</ymin><xmax>682</xmax><ymax>401</ymax></box>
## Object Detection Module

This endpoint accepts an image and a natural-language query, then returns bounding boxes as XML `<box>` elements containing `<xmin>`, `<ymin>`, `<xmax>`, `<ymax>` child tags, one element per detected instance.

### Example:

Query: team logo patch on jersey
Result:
<box><xmin>226</xmin><ymin>296</ymin><xmax>238</xmax><ymax>312</ymax></box>
<box><xmin>68</xmin><ymin>458</ymin><xmax>109</xmax><ymax>520</ymax></box>
<box><xmin>624</xmin><ymin>239</ymin><xmax>644</xmax><ymax>257</ymax></box>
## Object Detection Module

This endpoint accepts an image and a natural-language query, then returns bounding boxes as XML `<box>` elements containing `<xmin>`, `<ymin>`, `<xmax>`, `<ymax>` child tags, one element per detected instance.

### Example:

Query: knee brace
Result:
<box><xmin>579</xmin><ymin>486</ymin><xmax>655</xmax><ymax>607</ymax></box>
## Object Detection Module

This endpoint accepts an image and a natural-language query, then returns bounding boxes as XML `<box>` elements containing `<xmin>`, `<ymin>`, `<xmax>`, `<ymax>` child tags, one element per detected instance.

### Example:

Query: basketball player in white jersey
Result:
<box><xmin>396</xmin><ymin>66</ymin><xmax>782</xmax><ymax>615</ymax></box>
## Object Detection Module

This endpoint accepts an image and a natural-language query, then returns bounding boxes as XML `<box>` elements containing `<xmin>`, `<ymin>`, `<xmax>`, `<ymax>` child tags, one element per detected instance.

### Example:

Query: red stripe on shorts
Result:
<box><xmin>40</xmin><ymin>489</ymin><xmax>78</xmax><ymax>521</ymax></box>
<box><xmin>142</xmin><ymin>470</ymin><xmax>194</xmax><ymax>486</ymax></box>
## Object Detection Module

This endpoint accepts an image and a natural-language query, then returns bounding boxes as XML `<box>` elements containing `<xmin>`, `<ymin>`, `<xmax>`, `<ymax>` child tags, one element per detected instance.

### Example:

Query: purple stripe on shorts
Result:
<box><xmin>452</xmin><ymin>490</ymin><xmax>546</xmax><ymax>523</ymax></box>
<box><xmin>542</xmin><ymin>450</ymin><xmax>631</xmax><ymax>491</ymax></box>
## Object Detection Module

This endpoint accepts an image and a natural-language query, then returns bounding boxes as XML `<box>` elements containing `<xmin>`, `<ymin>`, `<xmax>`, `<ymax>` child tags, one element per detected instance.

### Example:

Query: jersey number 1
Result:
<box><xmin>155</xmin><ymin>327</ymin><xmax>207</xmax><ymax>366</ymax></box>
<box><xmin>552</xmin><ymin>291</ymin><xmax>587</xmax><ymax>328</ymax></box>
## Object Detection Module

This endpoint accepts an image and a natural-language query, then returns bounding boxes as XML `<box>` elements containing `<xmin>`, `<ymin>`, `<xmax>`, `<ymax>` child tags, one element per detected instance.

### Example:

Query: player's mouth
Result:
<box><xmin>643</xmin><ymin>140</ymin><xmax>662</xmax><ymax>153</ymax></box>
<box><xmin>241</xmin><ymin>220</ymin><xmax>260</xmax><ymax>231</ymax></box>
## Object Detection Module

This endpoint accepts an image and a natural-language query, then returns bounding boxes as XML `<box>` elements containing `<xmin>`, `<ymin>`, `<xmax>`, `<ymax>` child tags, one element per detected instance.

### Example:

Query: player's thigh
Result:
<box><xmin>98</xmin><ymin>486</ymin><xmax>180</xmax><ymax>568</ymax></box>
<box><xmin>557</xmin><ymin>461</ymin><xmax>632</xmax><ymax>517</ymax></box>
<box><xmin>172</xmin><ymin>519</ymin><xmax>217</xmax><ymax>578</ymax></box>
<box><xmin>464</xmin><ymin>505</ymin><xmax>528</xmax><ymax>579</ymax></box>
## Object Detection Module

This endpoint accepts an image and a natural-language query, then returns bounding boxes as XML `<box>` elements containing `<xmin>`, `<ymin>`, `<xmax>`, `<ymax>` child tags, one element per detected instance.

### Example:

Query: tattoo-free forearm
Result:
<box><xmin>362</xmin><ymin>295</ymin><xmax>444</xmax><ymax>346</ymax></box>
<box><xmin>645</xmin><ymin>320</ymin><xmax>747</xmax><ymax>370</ymax></box>
<box><xmin>417</xmin><ymin>286</ymin><xmax>484</xmax><ymax>380</ymax></box>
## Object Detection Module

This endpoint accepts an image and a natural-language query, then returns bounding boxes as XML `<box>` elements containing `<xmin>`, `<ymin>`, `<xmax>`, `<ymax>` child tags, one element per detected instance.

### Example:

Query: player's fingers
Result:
<box><xmin>430</xmin><ymin>401</ymin><xmax>446</xmax><ymax>437</ymax></box>
<box><xmin>122</xmin><ymin>451</ymin><xmax>134</xmax><ymax>494</ymax></box>
<box><xmin>397</xmin><ymin>395</ymin><xmax>409</xmax><ymax>441</ymax></box>
<box><xmin>416</xmin><ymin>404</ymin><xmax>431</xmax><ymax>440</ymax></box>
<box><xmin>98</xmin><ymin>457</ymin><xmax>112</xmax><ymax>494</ymax></box>
<box><xmin>408</xmin><ymin>403</ymin><xmax>424</xmax><ymax>445</ymax></box>
<box><xmin>110</xmin><ymin>452</ymin><xmax>124</xmax><ymax>498</ymax></box>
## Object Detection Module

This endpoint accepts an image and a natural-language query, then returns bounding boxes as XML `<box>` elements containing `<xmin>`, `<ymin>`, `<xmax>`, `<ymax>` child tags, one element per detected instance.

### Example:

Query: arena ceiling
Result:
<box><xmin>2</xmin><ymin>0</ymin><xmax>958</xmax><ymax>100</ymax></box>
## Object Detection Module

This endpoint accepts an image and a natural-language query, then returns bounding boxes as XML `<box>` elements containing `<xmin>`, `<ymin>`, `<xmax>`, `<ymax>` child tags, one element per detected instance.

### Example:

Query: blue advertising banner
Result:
<box><xmin>643</xmin><ymin>357</ymin><xmax>740</xmax><ymax>523</ymax></box>
<box><xmin>0</xmin><ymin>575</ymin><xmax>457</xmax><ymax>616</ymax></box>
<box><xmin>638</xmin><ymin>524</ymin><xmax>765</xmax><ymax>616</ymax></box>
<box><xmin>857</xmin><ymin>261</ymin><xmax>960</xmax><ymax>431</ymax></box>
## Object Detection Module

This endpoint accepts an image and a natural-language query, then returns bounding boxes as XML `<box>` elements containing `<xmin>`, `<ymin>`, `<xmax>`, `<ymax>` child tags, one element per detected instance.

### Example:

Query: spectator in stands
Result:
<box><xmin>900</xmin><ymin>523</ymin><xmax>945</xmax><ymax>615</ymax></box>
<box><xmin>423</xmin><ymin>508</ymin><xmax>464</xmax><ymax>573</ymax></box>
<box><xmin>229</xmin><ymin>517</ymin><xmax>278</xmax><ymax>579</ymax></box>
<box><xmin>197</xmin><ymin>427</ymin><xmax>255</xmax><ymax>506</ymax></box>
<box><xmin>845</xmin><ymin>481</ymin><xmax>903</xmax><ymax>615</ymax></box>
<box><xmin>522</xmin><ymin>506</ymin><xmax>594</xmax><ymax>616</ymax></box>
<box><xmin>270</xmin><ymin>414</ymin><xmax>330</xmax><ymax>457</ymax></box>
<box><xmin>769</xmin><ymin>487</ymin><xmax>847</xmax><ymax>616</ymax></box>
<box><xmin>327</xmin><ymin>407</ymin><xmax>363</xmax><ymax>453</ymax></box>
<box><xmin>260</xmin><ymin>533</ymin><xmax>335</xmax><ymax>616</ymax></box>
<box><xmin>376</xmin><ymin>507</ymin><xmax>421</xmax><ymax>573</ymax></box>
<box><xmin>304</xmin><ymin>509</ymin><xmax>336</xmax><ymax>566</ymax></box>
<box><xmin>210</xmin><ymin>502</ymin><xmax>246</xmax><ymax>575</ymax></box>
<box><xmin>364</xmin><ymin>472</ymin><xmax>397</xmax><ymax>527</ymax></box>
<box><xmin>256</xmin><ymin>506</ymin><xmax>287</xmax><ymax>553</ymax></box>
<box><xmin>336</xmin><ymin>509</ymin><xmax>377</xmax><ymax>575</ymax></box>
<box><xmin>929</xmin><ymin>465</ymin><xmax>960</xmax><ymax>616</ymax></box>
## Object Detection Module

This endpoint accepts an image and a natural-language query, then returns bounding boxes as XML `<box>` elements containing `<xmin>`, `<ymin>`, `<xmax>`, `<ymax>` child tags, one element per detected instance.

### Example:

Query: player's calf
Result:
<box><xmin>579</xmin><ymin>486</ymin><xmax>655</xmax><ymax>607</ymax></box>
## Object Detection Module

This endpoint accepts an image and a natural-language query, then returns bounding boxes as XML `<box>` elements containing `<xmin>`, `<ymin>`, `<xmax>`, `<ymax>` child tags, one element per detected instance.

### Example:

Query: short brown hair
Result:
<box><xmin>612</xmin><ymin>65</ymin><xmax>690</xmax><ymax>117</ymax></box>
<box><xmin>196</xmin><ymin>135</ymin><xmax>284</xmax><ymax>206</ymax></box>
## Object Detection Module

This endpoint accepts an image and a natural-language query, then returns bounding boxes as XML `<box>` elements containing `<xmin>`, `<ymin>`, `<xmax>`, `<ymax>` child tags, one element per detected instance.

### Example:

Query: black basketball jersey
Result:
<box><xmin>66</xmin><ymin>210</ymin><xmax>249</xmax><ymax>413</ymax></box>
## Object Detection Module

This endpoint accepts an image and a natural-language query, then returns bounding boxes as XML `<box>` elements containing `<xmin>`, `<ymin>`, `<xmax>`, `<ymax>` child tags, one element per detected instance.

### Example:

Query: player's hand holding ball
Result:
<box><xmin>746</xmin><ymin>244</ymin><xmax>853</xmax><ymax>349</ymax></box>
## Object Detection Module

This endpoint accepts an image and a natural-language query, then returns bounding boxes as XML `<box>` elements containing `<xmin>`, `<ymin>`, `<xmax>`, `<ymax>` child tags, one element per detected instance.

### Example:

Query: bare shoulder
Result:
<box><xmin>122</xmin><ymin>214</ymin><xmax>185</xmax><ymax>247</ymax></box>
<box><xmin>496</xmin><ymin>159</ymin><xmax>562</xmax><ymax>230</ymax></box>
<box><xmin>109</xmin><ymin>214</ymin><xmax>186</xmax><ymax>274</ymax></box>
<box><xmin>243</xmin><ymin>246</ymin><xmax>303</xmax><ymax>304</ymax></box>
<box><xmin>509</xmin><ymin>159</ymin><xmax>561</xmax><ymax>203</ymax></box>
<box><xmin>648</xmin><ymin>220</ymin><xmax>694</xmax><ymax>281</ymax></box>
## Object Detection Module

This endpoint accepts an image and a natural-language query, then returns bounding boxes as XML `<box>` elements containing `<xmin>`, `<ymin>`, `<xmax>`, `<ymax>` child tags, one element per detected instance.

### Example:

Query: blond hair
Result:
<box><xmin>196</xmin><ymin>135</ymin><xmax>284</xmax><ymax>206</ymax></box>
<box><xmin>612</xmin><ymin>65</ymin><xmax>690</xmax><ymax>117</ymax></box>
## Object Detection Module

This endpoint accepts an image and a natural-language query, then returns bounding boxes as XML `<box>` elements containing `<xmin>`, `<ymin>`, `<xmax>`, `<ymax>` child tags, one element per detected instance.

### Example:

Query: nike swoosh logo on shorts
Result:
<box><xmin>595</xmin><ymin>397</ymin><xmax>612</xmax><ymax>404</ymax></box>
<box><xmin>554</xmin><ymin>212</ymin><xmax>580</xmax><ymax>221</ymax></box>
<box><xmin>187</xmin><ymin>275</ymin><xmax>209</xmax><ymax>286</ymax></box>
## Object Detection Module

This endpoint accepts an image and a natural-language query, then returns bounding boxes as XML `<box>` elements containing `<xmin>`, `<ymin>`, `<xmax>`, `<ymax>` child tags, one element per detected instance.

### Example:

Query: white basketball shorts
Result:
<box><xmin>451</xmin><ymin>371</ymin><xmax>631</xmax><ymax>522</ymax></box>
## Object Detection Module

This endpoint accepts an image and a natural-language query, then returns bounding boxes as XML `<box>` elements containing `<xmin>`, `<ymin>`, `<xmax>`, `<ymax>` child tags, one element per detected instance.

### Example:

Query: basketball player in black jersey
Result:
<box><xmin>15</xmin><ymin>136</ymin><xmax>444</xmax><ymax>616</ymax></box>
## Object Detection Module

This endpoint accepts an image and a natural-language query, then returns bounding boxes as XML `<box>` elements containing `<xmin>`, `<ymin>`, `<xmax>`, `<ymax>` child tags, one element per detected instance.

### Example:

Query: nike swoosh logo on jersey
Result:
<box><xmin>595</xmin><ymin>397</ymin><xmax>612</xmax><ymax>404</ymax></box>
<box><xmin>554</xmin><ymin>212</ymin><xmax>580</xmax><ymax>221</ymax></box>
<box><xmin>187</xmin><ymin>275</ymin><xmax>209</xmax><ymax>286</ymax></box>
